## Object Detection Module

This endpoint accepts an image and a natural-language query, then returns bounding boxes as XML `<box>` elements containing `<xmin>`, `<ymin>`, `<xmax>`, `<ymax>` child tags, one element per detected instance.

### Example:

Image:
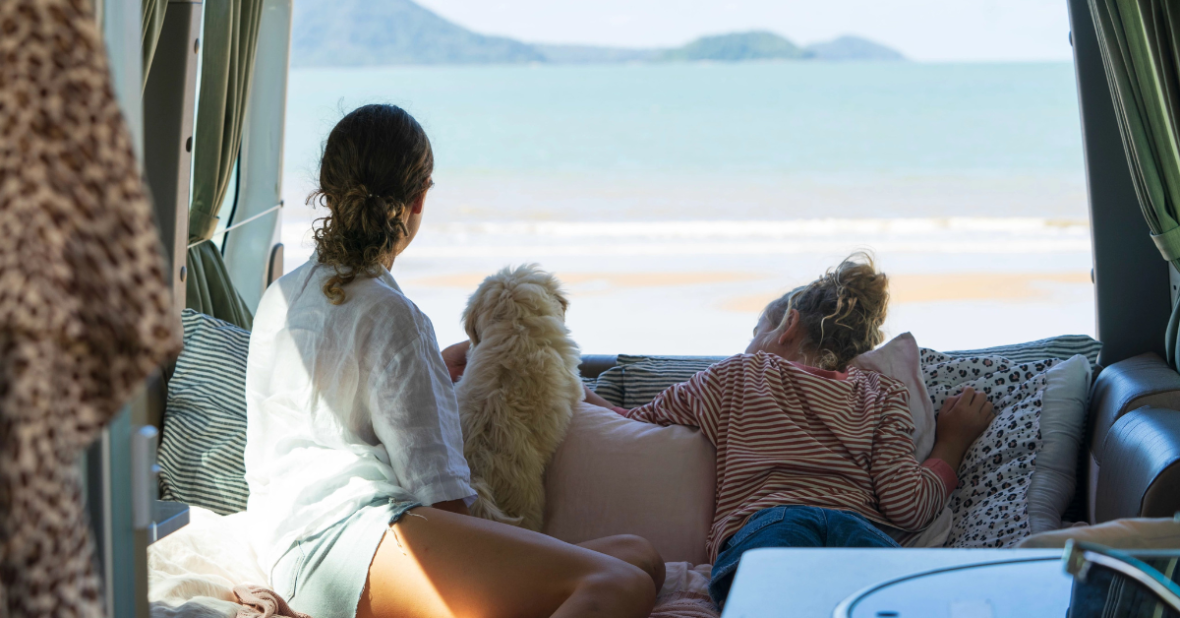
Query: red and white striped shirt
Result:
<box><xmin>626</xmin><ymin>352</ymin><xmax>956</xmax><ymax>562</ymax></box>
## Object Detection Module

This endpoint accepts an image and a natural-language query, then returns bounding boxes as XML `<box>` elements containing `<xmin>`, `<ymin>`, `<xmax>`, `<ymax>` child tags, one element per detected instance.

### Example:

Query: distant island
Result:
<box><xmin>292</xmin><ymin>0</ymin><xmax>906</xmax><ymax>67</ymax></box>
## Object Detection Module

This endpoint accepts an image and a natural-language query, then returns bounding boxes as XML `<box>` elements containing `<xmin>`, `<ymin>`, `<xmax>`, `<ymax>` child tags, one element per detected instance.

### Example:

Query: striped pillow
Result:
<box><xmin>591</xmin><ymin>335</ymin><xmax>1102</xmax><ymax>408</ymax></box>
<box><xmin>158</xmin><ymin>309</ymin><xmax>250</xmax><ymax>515</ymax></box>
<box><xmin>593</xmin><ymin>354</ymin><xmax>725</xmax><ymax>409</ymax></box>
<box><xmin>940</xmin><ymin>334</ymin><xmax>1102</xmax><ymax>368</ymax></box>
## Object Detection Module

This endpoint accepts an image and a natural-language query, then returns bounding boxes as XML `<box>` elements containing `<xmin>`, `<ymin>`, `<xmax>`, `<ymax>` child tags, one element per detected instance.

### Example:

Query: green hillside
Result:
<box><xmin>659</xmin><ymin>31</ymin><xmax>806</xmax><ymax>62</ymax></box>
<box><xmin>292</xmin><ymin>0</ymin><xmax>543</xmax><ymax>66</ymax></box>
<box><xmin>291</xmin><ymin>0</ymin><xmax>906</xmax><ymax>67</ymax></box>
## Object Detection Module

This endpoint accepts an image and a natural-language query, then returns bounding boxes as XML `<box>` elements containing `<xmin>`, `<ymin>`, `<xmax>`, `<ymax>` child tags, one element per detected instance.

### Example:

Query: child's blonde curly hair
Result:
<box><xmin>762</xmin><ymin>252</ymin><xmax>889</xmax><ymax>371</ymax></box>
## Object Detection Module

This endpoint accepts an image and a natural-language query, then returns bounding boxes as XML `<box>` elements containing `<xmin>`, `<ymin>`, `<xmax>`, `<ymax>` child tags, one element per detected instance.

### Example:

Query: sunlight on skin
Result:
<box><xmin>359</xmin><ymin>509</ymin><xmax>657</xmax><ymax>618</ymax></box>
<box><xmin>363</xmin><ymin>516</ymin><xmax>565</xmax><ymax>618</ymax></box>
<box><xmin>364</xmin><ymin>518</ymin><xmax>454</xmax><ymax>617</ymax></box>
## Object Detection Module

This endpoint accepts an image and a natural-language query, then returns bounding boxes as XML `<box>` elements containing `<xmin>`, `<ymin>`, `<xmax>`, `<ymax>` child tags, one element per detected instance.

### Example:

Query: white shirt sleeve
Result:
<box><xmin>369</xmin><ymin>319</ymin><xmax>475</xmax><ymax>508</ymax></box>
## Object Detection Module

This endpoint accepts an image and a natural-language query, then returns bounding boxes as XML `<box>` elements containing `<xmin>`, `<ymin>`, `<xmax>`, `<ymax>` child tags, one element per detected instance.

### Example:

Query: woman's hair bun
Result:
<box><xmin>309</xmin><ymin>105</ymin><xmax>434</xmax><ymax>304</ymax></box>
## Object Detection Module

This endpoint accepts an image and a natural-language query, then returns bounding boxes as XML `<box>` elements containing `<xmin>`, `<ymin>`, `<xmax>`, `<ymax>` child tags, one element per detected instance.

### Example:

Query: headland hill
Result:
<box><xmin>292</xmin><ymin>0</ymin><xmax>906</xmax><ymax>67</ymax></box>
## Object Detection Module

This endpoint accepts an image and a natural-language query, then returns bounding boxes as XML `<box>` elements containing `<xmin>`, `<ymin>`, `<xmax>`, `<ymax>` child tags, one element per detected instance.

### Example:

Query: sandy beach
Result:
<box><xmin>279</xmin><ymin>206</ymin><xmax>1095</xmax><ymax>355</ymax></box>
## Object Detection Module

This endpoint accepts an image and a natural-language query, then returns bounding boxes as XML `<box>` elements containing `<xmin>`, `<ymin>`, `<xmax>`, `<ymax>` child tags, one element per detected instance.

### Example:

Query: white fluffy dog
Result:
<box><xmin>456</xmin><ymin>264</ymin><xmax>584</xmax><ymax>531</ymax></box>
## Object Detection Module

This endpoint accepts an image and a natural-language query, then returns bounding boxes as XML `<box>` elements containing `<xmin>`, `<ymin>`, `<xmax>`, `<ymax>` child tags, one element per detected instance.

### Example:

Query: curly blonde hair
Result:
<box><xmin>310</xmin><ymin>104</ymin><xmax>434</xmax><ymax>304</ymax></box>
<box><xmin>762</xmin><ymin>252</ymin><xmax>889</xmax><ymax>371</ymax></box>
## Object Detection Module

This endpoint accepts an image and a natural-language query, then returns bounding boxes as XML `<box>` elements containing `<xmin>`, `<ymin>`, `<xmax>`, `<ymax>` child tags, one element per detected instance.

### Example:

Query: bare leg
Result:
<box><xmin>576</xmin><ymin>535</ymin><xmax>666</xmax><ymax>593</ymax></box>
<box><xmin>358</xmin><ymin>507</ymin><xmax>657</xmax><ymax>618</ymax></box>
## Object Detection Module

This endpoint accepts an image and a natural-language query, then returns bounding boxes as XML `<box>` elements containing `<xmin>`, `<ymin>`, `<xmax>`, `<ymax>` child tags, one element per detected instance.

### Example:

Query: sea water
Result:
<box><xmin>281</xmin><ymin>62</ymin><xmax>1092</xmax><ymax>354</ymax></box>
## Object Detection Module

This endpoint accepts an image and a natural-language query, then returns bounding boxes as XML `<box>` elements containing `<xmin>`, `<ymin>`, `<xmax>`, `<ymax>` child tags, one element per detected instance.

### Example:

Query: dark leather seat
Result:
<box><xmin>1086</xmin><ymin>353</ymin><xmax>1180</xmax><ymax>522</ymax></box>
<box><xmin>1095</xmin><ymin>407</ymin><xmax>1180</xmax><ymax>521</ymax></box>
<box><xmin>578</xmin><ymin>354</ymin><xmax>619</xmax><ymax>380</ymax></box>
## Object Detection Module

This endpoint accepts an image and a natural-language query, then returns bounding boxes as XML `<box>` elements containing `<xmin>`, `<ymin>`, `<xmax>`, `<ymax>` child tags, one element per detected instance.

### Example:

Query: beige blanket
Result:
<box><xmin>149</xmin><ymin>508</ymin><xmax>269</xmax><ymax>618</ymax></box>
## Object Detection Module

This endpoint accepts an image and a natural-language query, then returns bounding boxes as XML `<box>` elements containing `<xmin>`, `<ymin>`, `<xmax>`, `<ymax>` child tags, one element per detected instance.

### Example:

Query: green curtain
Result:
<box><xmin>1090</xmin><ymin>0</ymin><xmax>1180</xmax><ymax>368</ymax></box>
<box><xmin>186</xmin><ymin>0</ymin><xmax>264</xmax><ymax>330</ymax></box>
<box><xmin>187</xmin><ymin>243</ymin><xmax>254</xmax><ymax>328</ymax></box>
<box><xmin>141</xmin><ymin>0</ymin><xmax>167</xmax><ymax>87</ymax></box>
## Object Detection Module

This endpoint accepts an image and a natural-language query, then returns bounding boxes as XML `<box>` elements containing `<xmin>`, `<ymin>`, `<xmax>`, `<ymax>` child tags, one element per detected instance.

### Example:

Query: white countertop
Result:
<box><xmin>721</xmin><ymin>548</ymin><xmax>1068</xmax><ymax>618</ymax></box>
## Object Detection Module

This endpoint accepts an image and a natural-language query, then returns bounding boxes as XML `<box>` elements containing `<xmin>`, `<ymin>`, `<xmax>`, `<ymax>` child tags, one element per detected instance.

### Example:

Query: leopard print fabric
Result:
<box><xmin>0</xmin><ymin>0</ymin><xmax>180</xmax><ymax>615</ymax></box>
<box><xmin>919</xmin><ymin>351</ymin><xmax>1059</xmax><ymax>548</ymax></box>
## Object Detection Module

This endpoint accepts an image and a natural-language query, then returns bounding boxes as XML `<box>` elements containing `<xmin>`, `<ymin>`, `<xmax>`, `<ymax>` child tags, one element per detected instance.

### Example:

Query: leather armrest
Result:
<box><xmin>1089</xmin><ymin>353</ymin><xmax>1180</xmax><ymax>464</ymax></box>
<box><xmin>579</xmin><ymin>355</ymin><xmax>619</xmax><ymax>380</ymax></box>
<box><xmin>1095</xmin><ymin>407</ymin><xmax>1180</xmax><ymax>522</ymax></box>
<box><xmin>1086</xmin><ymin>353</ymin><xmax>1180</xmax><ymax>522</ymax></box>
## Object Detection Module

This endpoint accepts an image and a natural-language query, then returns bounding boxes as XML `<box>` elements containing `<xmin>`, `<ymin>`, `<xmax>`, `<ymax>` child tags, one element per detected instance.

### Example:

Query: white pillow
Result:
<box><xmin>1026</xmin><ymin>355</ymin><xmax>1091</xmax><ymax>533</ymax></box>
<box><xmin>542</xmin><ymin>402</ymin><xmax>717</xmax><ymax>564</ymax></box>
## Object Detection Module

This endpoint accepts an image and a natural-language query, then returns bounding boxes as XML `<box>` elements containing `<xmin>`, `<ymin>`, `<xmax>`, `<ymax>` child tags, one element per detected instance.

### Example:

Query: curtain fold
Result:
<box><xmin>186</xmin><ymin>0</ymin><xmax>264</xmax><ymax>329</ymax></box>
<box><xmin>187</xmin><ymin>243</ymin><xmax>254</xmax><ymax>330</ymax></box>
<box><xmin>1089</xmin><ymin>0</ymin><xmax>1180</xmax><ymax>367</ymax></box>
<box><xmin>141</xmin><ymin>0</ymin><xmax>166</xmax><ymax>87</ymax></box>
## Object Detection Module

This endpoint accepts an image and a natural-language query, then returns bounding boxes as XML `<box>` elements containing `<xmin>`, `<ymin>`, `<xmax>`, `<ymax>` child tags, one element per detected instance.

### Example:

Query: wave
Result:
<box><xmin>283</xmin><ymin>217</ymin><xmax>1092</xmax><ymax>259</ymax></box>
<box><xmin>424</xmin><ymin>217</ymin><xmax>1089</xmax><ymax>239</ymax></box>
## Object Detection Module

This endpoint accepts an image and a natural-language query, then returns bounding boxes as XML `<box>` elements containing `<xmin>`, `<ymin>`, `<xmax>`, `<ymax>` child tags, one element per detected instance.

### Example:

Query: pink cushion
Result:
<box><xmin>851</xmin><ymin>333</ymin><xmax>936</xmax><ymax>459</ymax></box>
<box><xmin>542</xmin><ymin>402</ymin><xmax>716</xmax><ymax>564</ymax></box>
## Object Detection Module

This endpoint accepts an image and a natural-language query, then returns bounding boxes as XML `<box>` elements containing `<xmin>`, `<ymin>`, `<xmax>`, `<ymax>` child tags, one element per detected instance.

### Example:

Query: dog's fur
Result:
<box><xmin>456</xmin><ymin>264</ymin><xmax>584</xmax><ymax>531</ymax></box>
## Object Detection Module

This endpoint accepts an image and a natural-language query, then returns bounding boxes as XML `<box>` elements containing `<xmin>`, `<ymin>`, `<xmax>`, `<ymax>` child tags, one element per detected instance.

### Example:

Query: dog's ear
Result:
<box><xmin>462</xmin><ymin>287</ymin><xmax>484</xmax><ymax>346</ymax></box>
<box><xmin>554</xmin><ymin>288</ymin><xmax>570</xmax><ymax>317</ymax></box>
<box><xmin>543</xmin><ymin>270</ymin><xmax>570</xmax><ymax>317</ymax></box>
<box><xmin>462</xmin><ymin>302</ymin><xmax>481</xmax><ymax>346</ymax></box>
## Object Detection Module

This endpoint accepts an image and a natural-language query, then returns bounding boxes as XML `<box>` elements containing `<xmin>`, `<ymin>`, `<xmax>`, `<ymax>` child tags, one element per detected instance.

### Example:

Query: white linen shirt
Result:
<box><xmin>244</xmin><ymin>260</ymin><xmax>474</xmax><ymax>573</ymax></box>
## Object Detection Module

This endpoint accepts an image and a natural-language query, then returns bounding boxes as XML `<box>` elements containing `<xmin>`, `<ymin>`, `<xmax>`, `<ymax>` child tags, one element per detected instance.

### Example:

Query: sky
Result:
<box><xmin>415</xmin><ymin>0</ymin><xmax>1075</xmax><ymax>62</ymax></box>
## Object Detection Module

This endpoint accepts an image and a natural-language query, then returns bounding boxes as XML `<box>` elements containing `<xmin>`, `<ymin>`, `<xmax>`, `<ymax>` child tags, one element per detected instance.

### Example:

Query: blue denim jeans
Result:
<box><xmin>708</xmin><ymin>505</ymin><xmax>900</xmax><ymax>607</ymax></box>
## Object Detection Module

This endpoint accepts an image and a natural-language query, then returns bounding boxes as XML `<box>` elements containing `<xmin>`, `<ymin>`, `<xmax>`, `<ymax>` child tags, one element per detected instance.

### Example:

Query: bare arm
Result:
<box><xmin>441</xmin><ymin>340</ymin><xmax>471</xmax><ymax>383</ymax></box>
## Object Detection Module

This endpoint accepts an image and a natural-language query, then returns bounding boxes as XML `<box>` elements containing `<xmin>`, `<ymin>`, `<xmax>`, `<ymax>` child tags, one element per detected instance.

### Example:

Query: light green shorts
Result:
<box><xmin>272</xmin><ymin>500</ymin><xmax>421</xmax><ymax>618</ymax></box>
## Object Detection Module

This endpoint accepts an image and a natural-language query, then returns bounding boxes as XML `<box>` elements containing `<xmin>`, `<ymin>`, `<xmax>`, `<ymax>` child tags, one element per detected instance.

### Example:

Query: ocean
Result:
<box><xmin>280</xmin><ymin>61</ymin><xmax>1093</xmax><ymax>355</ymax></box>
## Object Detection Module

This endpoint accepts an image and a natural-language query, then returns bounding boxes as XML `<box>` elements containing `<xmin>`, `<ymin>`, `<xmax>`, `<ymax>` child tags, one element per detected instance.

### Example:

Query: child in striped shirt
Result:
<box><xmin>587</xmin><ymin>253</ymin><xmax>994</xmax><ymax>607</ymax></box>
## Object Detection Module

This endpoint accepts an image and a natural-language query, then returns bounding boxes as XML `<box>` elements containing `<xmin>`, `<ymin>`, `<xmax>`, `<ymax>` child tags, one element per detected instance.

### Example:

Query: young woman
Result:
<box><xmin>244</xmin><ymin>104</ymin><xmax>664</xmax><ymax>618</ymax></box>
<box><xmin>587</xmin><ymin>255</ymin><xmax>995</xmax><ymax>607</ymax></box>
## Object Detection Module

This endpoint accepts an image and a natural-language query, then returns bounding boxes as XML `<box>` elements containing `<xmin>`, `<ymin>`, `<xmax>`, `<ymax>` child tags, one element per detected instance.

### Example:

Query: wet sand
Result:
<box><xmin>720</xmin><ymin>272</ymin><xmax>1092</xmax><ymax>311</ymax></box>
<box><xmin>409</xmin><ymin>270</ymin><xmax>1091</xmax><ymax>307</ymax></box>
<box><xmin>280</xmin><ymin>211</ymin><xmax>1095</xmax><ymax>355</ymax></box>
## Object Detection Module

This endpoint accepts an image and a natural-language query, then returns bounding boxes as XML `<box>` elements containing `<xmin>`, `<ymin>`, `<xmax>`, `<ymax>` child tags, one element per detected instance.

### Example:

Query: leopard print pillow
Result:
<box><xmin>920</xmin><ymin>350</ymin><xmax>1059</xmax><ymax>548</ymax></box>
